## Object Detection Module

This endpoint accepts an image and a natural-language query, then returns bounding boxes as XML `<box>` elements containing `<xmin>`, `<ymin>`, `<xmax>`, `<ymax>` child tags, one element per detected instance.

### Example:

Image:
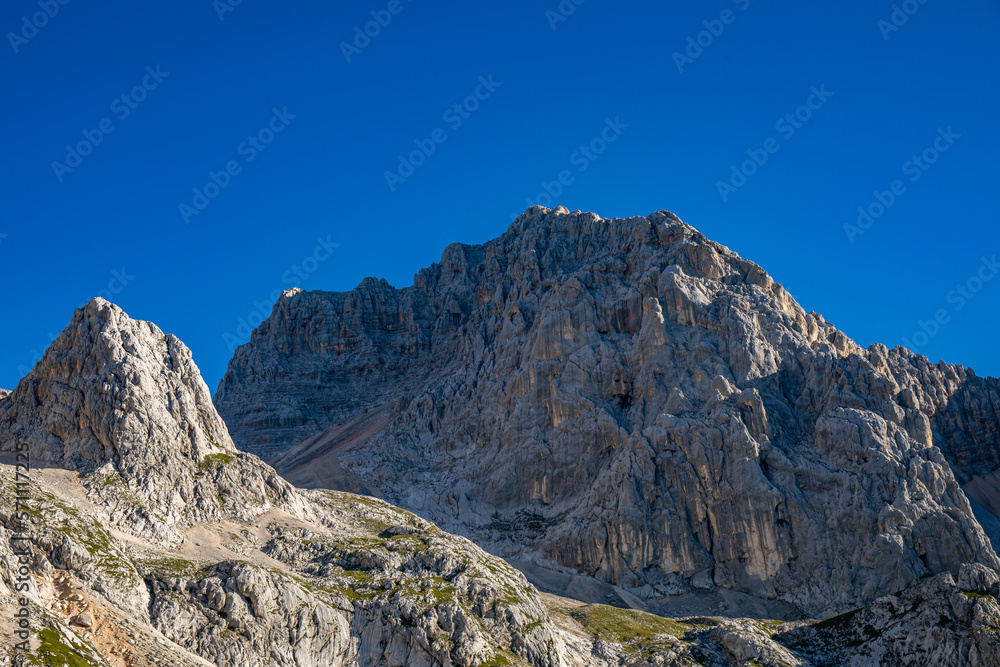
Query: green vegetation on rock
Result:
<box><xmin>31</xmin><ymin>625</ymin><xmax>111</xmax><ymax>667</ymax></box>
<box><xmin>199</xmin><ymin>452</ymin><xmax>234</xmax><ymax>471</ymax></box>
<box><xmin>568</xmin><ymin>603</ymin><xmax>718</xmax><ymax>656</ymax></box>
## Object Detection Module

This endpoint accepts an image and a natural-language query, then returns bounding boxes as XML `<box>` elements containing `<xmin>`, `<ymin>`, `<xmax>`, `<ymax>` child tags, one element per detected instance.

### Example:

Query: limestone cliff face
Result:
<box><xmin>216</xmin><ymin>206</ymin><xmax>1000</xmax><ymax>617</ymax></box>
<box><xmin>214</xmin><ymin>265</ymin><xmax>481</xmax><ymax>462</ymax></box>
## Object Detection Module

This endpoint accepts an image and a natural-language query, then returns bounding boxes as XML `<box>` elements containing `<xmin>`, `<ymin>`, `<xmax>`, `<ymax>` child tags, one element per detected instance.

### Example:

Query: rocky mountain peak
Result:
<box><xmin>2</xmin><ymin>212</ymin><xmax>1000</xmax><ymax>666</ymax></box>
<box><xmin>216</xmin><ymin>206</ymin><xmax>1000</xmax><ymax>619</ymax></box>
<box><xmin>2</xmin><ymin>297</ymin><xmax>233</xmax><ymax>470</ymax></box>
<box><xmin>0</xmin><ymin>298</ymin><xmax>306</xmax><ymax>547</ymax></box>
<box><xmin>0</xmin><ymin>299</ymin><xmax>577</xmax><ymax>667</ymax></box>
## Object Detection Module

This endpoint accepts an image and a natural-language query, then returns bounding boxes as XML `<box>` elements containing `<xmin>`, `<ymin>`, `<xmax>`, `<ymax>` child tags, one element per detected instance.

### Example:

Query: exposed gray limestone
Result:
<box><xmin>0</xmin><ymin>298</ymin><xmax>310</xmax><ymax>548</ymax></box>
<box><xmin>216</xmin><ymin>206</ymin><xmax>1000</xmax><ymax>620</ymax></box>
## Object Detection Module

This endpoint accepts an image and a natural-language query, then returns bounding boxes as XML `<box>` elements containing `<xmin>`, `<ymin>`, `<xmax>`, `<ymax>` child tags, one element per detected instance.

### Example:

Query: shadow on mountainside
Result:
<box><xmin>929</xmin><ymin>372</ymin><xmax>1000</xmax><ymax>550</ymax></box>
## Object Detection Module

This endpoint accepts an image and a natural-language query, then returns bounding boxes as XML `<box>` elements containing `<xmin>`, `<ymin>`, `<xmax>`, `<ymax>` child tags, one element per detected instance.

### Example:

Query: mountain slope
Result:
<box><xmin>215</xmin><ymin>206</ymin><xmax>1000</xmax><ymax>618</ymax></box>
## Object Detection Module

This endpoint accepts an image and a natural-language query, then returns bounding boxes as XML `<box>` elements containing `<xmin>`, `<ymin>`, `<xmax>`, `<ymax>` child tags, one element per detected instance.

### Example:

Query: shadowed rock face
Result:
<box><xmin>215</xmin><ymin>206</ymin><xmax>1000</xmax><ymax>617</ymax></box>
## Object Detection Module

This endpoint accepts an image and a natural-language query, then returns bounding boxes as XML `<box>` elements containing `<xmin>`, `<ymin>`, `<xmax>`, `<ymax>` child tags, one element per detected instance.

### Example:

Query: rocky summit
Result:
<box><xmin>1</xmin><ymin>206</ymin><xmax>999</xmax><ymax>666</ymax></box>
<box><xmin>215</xmin><ymin>206</ymin><xmax>1000</xmax><ymax>622</ymax></box>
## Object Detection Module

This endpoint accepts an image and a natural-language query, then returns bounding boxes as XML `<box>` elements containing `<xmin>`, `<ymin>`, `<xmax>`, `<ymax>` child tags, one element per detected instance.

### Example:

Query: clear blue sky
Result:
<box><xmin>1</xmin><ymin>0</ymin><xmax>998</xmax><ymax>392</ymax></box>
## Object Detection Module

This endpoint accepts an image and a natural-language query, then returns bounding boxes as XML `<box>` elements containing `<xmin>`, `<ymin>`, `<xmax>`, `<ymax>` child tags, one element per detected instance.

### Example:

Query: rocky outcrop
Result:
<box><xmin>0</xmin><ymin>462</ymin><xmax>569</xmax><ymax>667</ymax></box>
<box><xmin>776</xmin><ymin>563</ymin><xmax>1000</xmax><ymax>666</ymax></box>
<box><xmin>539</xmin><ymin>574</ymin><xmax>1000</xmax><ymax>667</ymax></box>
<box><xmin>2</xmin><ymin>298</ymin><xmax>233</xmax><ymax>470</ymax></box>
<box><xmin>0</xmin><ymin>298</ymin><xmax>309</xmax><ymax>547</ymax></box>
<box><xmin>7</xmin><ymin>460</ymin><xmax>998</xmax><ymax>666</ymax></box>
<box><xmin>216</xmin><ymin>206</ymin><xmax>1000</xmax><ymax>618</ymax></box>
<box><xmin>138</xmin><ymin>490</ymin><xmax>563</xmax><ymax>667</ymax></box>
<box><xmin>214</xmin><ymin>272</ymin><xmax>475</xmax><ymax>461</ymax></box>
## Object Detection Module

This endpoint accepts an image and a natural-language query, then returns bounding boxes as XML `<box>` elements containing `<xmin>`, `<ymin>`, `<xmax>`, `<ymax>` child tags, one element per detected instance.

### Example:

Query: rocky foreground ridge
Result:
<box><xmin>215</xmin><ymin>206</ymin><xmax>1000</xmax><ymax>623</ymax></box>
<box><xmin>0</xmin><ymin>301</ymin><xmax>989</xmax><ymax>667</ymax></box>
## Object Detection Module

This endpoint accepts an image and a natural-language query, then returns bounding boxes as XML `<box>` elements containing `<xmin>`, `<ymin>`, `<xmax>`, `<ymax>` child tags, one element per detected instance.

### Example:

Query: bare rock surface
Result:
<box><xmin>540</xmin><ymin>578</ymin><xmax>1000</xmax><ymax>667</ymax></box>
<box><xmin>0</xmin><ymin>298</ymin><xmax>310</xmax><ymax>548</ymax></box>
<box><xmin>776</xmin><ymin>566</ymin><xmax>1000</xmax><ymax>666</ymax></box>
<box><xmin>216</xmin><ymin>206</ymin><xmax>1000</xmax><ymax>619</ymax></box>
<box><xmin>5</xmin><ymin>457</ymin><xmax>996</xmax><ymax>666</ymax></box>
<box><xmin>0</xmin><ymin>463</ymin><xmax>571</xmax><ymax>666</ymax></box>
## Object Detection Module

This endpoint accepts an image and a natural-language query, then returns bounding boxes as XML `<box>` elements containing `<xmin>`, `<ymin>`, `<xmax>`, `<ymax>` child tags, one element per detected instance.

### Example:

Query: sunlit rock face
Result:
<box><xmin>216</xmin><ymin>206</ymin><xmax>1000</xmax><ymax>617</ymax></box>
<box><xmin>0</xmin><ymin>298</ymin><xmax>311</xmax><ymax>548</ymax></box>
